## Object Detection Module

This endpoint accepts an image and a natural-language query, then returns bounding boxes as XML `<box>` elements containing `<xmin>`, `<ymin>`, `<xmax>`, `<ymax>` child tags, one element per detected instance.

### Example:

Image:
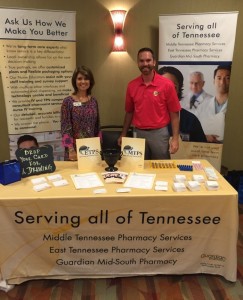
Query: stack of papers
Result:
<box><xmin>172</xmin><ymin>182</ymin><xmax>187</xmax><ymax>192</ymax></box>
<box><xmin>124</xmin><ymin>172</ymin><xmax>155</xmax><ymax>189</ymax></box>
<box><xmin>204</xmin><ymin>167</ymin><xmax>218</xmax><ymax>180</ymax></box>
<box><xmin>52</xmin><ymin>180</ymin><xmax>68</xmax><ymax>187</ymax></box>
<box><xmin>31</xmin><ymin>174</ymin><xmax>68</xmax><ymax>191</ymax></box>
<box><xmin>47</xmin><ymin>174</ymin><xmax>63</xmax><ymax>181</ymax></box>
<box><xmin>205</xmin><ymin>181</ymin><xmax>219</xmax><ymax>191</ymax></box>
<box><xmin>154</xmin><ymin>180</ymin><xmax>168</xmax><ymax>191</ymax></box>
<box><xmin>71</xmin><ymin>173</ymin><xmax>104</xmax><ymax>189</ymax></box>
<box><xmin>33</xmin><ymin>182</ymin><xmax>51</xmax><ymax>192</ymax></box>
<box><xmin>174</xmin><ymin>174</ymin><xmax>187</xmax><ymax>182</ymax></box>
<box><xmin>187</xmin><ymin>181</ymin><xmax>200</xmax><ymax>191</ymax></box>
<box><xmin>192</xmin><ymin>161</ymin><xmax>204</xmax><ymax>170</ymax></box>
<box><xmin>31</xmin><ymin>177</ymin><xmax>47</xmax><ymax>185</ymax></box>
<box><xmin>192</xmin><ymin>174</ymin><xmax>205</xmax><ymax>183</ymax></box>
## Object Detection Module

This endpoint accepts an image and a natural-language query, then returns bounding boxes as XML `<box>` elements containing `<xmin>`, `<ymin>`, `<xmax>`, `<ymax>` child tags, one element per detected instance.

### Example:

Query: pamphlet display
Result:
<box><xmin>120</xmin><ymin>137</ymin><xmax>145</xmax><ymax>171</ymax></box>
<box><xmin>76</xmin><ymin>137</ymin><xmax>101</xmax><ymax>171</ymax></box>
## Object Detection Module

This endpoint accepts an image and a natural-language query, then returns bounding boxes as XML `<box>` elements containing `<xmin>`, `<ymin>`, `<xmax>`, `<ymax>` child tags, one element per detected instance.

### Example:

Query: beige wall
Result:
<box><xmin>0</xmin><ymin>0</ymin><xmax>242</xmax><ymax>170</ymax></box>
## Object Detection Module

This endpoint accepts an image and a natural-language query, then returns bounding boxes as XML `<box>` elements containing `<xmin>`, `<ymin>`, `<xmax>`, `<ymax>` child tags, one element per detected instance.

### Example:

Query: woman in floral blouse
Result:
<box><xmin>61</xmin><ymin>66</ymin><xmax>100</xmax><ymax>160</ymax></box>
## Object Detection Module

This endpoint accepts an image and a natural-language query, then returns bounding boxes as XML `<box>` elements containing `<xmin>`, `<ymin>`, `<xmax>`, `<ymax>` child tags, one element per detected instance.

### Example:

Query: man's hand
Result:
<box><xmin>169</xmin><ymin>136</ymin><xmax>179</xmax><ymax>154</ymax></box>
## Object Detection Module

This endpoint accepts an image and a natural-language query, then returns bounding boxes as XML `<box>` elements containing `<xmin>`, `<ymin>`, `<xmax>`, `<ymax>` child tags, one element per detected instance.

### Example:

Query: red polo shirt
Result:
<box><xmin>125</xmin><ymin>71</ymin><xmax>181</xmax><ymax>129</ymax></box>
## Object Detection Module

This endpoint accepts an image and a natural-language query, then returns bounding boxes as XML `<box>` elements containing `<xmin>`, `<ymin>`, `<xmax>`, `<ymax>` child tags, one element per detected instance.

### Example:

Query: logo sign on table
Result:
<box><xmin>15</xmin><ymin>145</ymin><xmax>56</xmax><ymax>177</ymax></box>
<box><xmin>76</xmin><ymin>137</ymin><xmax>101</xmax><ymax>171</ymax></box>
<box><xmin>120</xmin><ymin>137</ymin><xmax>145</xmax><ymax>171</ymax></box>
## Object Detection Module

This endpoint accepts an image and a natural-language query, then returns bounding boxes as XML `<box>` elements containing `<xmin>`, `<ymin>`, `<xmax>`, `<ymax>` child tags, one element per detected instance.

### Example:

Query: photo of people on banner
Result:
<box><xmin>158</xmin><ymin>64</ymin><xmax>231</xmax><ymax>144</ymax></box>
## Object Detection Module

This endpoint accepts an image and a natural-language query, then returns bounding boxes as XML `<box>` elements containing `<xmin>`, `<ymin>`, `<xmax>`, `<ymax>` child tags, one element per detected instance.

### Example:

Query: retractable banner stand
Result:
<box><xmin>0</xmin><ymin>8</ymin><xmax>76</xmax><ymax>160</ymax></box>
<box><xmin>158</xmin><ymin>12</ymin><xmax>238</xmax><ymax>171</ymax></box>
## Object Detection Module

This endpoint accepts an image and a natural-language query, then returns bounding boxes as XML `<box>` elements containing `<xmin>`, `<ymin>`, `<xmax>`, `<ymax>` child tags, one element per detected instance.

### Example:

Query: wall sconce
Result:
<box><xmin>110</xmin><ymin>10</ymin><xmax>127</xmax><ymax>52</ymax></box>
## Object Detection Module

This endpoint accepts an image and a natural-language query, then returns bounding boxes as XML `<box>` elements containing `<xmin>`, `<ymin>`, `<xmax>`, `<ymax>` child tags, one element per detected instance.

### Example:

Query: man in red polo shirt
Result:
<box><xmin>119</xmin><ymin>47</ymin><xmax>181</xmax><ymax>159</ymax></box>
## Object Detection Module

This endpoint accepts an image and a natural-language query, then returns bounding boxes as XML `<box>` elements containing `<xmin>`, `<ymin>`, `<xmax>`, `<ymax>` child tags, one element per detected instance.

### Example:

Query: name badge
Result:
<box><xmin>73</xmin><ymin>102</ymin><xmax>82</xmax><ymax>107</ymax></box>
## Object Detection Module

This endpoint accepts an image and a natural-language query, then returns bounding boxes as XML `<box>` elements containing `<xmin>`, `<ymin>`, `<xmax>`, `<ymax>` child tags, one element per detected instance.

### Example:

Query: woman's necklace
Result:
<box><xmin>79</xmin><ymin>96</ymin><xmax>88</xmax><ymax>102</ymax></box>
<box><xmin>75</xmin><ymin>94</ymin><xmax>90</xmax><ymax>103</ymax></box>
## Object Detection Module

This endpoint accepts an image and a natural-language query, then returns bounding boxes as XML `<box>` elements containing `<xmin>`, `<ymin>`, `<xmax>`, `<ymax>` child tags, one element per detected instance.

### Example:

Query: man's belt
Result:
<box><xmin>135</xmin><ymin>127</ymin><xmax>160</xmax><ymax>131</ymax></box>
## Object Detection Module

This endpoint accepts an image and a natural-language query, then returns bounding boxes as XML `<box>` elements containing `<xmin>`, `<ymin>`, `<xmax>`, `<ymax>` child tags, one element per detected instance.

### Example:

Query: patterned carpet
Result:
<box><xmin>0</xmin><ymin>206</ymin><xmax>242</xmax><ymax>300</ymax></box>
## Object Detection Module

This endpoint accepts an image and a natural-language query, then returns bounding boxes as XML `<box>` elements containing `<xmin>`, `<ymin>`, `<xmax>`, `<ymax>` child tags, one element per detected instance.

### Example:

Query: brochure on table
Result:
<box><xmin>120</xmin><ymin>137</ymin><xmax>145</xmax><ymax>171</ymax></box>
<box><xmin>76</xmin><ymin>137</ymin><xmax>101</xmax><ymax>171</ymax></box>
<box><xmin>124</xmin><ymin>172</ymin><xmax>156</xmax><ymax>189</ymax></box>
<box><xmin>71</xmin><ymin>172</ymin><xmax>104</xmax><ymax>189</ymax></box>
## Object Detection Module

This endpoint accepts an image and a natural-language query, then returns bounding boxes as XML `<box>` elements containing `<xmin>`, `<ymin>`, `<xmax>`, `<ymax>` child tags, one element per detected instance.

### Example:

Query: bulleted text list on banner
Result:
<box><xmin>0</xmin><ymin>8</ymin><xmax>76</xmax><ymax>160</ymax></box>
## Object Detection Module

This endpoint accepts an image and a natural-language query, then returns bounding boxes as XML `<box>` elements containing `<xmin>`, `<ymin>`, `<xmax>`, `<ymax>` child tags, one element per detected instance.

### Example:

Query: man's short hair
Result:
<box><xmin>190</xmin><ymin>71</ymin><xmax>204</xmax><ymax>81</ymax></box>
<box><xmin>214</xmin><ymin>65</ymin><xmax>231</xmax><ymax>78</ymax></box>
<box><xmin>137</xmin><ymin>47</ymin><xmax>155</xmax><ymax>59</ymax></box>
<box><xmin>17</xmin><ymin>135</ymin><xmax>39</xmax><ymax>148</ymax></box>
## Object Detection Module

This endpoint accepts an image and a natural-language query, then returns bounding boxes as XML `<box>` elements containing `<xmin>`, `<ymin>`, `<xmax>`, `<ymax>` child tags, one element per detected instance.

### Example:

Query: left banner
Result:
<box><xmin>0</xmin><ymin>8</ymin><xmax>76</xmax><ymax>160</ymax></box>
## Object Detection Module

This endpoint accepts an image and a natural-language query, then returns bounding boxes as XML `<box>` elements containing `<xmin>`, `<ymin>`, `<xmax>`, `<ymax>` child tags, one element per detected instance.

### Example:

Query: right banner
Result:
<box><xmin>158</xmin><ymin>12</ymin><xmax>238</xmax><ymax>171</ymax></box>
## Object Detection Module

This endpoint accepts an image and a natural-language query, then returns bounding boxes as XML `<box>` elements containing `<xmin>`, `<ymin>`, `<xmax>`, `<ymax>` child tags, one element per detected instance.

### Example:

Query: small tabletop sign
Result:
<box><xmin>76</xmin><ymin>137</ymin><xmax>101</xmax><ymax>171</ymax></box>
<box><xmin>120</xmin><ymin>137</ymin><xmax>145</xmax><ymax>171</ymax></box>
<box><xmin>15</xmin><ymin>145</ymin><xmax>56</xmax><ymax>178</ymax></box>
